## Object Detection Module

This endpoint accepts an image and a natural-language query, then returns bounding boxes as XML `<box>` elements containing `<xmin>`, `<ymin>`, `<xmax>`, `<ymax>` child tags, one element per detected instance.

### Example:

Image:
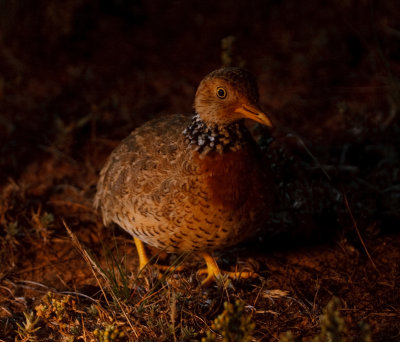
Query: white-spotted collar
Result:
<box><xmin>183</xmin><ymin>114</ymin><xmax>251</xmax><ymax>155</ymax></box>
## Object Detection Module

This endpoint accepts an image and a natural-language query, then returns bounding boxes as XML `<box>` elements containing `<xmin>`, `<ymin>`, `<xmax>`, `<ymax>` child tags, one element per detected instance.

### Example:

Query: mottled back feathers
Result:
<box><xmin>95</xmin><ymin>67</ymin><xmax>272</xmax><ymax>253</ymax></box>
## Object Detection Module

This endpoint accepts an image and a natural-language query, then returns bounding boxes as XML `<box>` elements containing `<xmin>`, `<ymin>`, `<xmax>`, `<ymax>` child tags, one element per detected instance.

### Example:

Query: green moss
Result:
<box><xmin>202</xmin><ymin>300</ymin><xmax>255</xmax><ymax>342</ymax></box>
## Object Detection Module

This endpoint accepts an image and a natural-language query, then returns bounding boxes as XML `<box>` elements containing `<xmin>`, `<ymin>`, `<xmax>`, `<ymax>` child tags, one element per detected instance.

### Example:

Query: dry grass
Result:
<box><xmin>1</xmin><ymin>1</ymin><xmax>400</xmax><ymax>341</ymax></box>
<box><xmin>1</xmin><ymin>127</ymin><xmax>398</xmax><ymax>340</ymax></box>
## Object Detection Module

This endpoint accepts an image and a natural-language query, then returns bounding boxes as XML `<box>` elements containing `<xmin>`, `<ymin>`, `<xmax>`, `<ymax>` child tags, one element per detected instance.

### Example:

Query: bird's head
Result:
<box><xmin>194</xmin><ymin>67</ymin><xmax>272</xmax><ymax>128</ymax></box>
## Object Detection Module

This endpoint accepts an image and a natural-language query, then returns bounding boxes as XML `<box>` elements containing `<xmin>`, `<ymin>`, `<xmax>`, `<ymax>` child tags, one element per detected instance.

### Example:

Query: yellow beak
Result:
<box><xmin>234</xmin><ymin>104</ymin><xmax>272</xmax><ymax>127</ymax></box>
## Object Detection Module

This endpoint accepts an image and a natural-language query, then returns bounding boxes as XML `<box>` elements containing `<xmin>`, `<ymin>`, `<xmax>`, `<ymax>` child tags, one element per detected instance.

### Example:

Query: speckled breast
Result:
<box><xmin>95</xmin><ymin>115</ymin><xmax>272</xmax><ymax>253</ymax></box>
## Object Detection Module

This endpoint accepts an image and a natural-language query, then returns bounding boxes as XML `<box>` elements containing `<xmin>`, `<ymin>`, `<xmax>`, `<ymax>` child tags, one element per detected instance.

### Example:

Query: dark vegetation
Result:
<box><xmin>0</xmin><ymin>1</ymin><xmax>399</xmax><ymax>340</ymax></box>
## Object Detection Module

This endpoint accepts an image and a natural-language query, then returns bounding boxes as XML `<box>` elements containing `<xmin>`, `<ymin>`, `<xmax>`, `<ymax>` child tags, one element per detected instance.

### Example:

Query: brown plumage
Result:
<box><xmin>94</xmin><ymin>67</ymin><xmax>273</xmax><ymax>285</ymax></box>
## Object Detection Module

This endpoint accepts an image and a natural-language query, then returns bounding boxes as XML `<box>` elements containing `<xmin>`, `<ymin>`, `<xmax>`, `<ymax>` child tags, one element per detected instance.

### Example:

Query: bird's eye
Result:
<box><xmin>216</xmin><ymin>87</ymin><xmax>227</xmax><ymax>99</ymax></box>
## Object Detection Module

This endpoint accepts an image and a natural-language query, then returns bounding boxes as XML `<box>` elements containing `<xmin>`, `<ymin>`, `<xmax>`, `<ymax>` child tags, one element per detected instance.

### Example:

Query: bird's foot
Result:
<box><xmin>198</xmin><ymin>252</ymin><xmax>258</xmax><ymax>287</ymax></box>
<box><xmin>134</xmin><ymin>237</ymin><xmax>185</xmax><ymax>276</ymax></box>
<box><xmin>152</xmin><ymin>263</ymin><xmax>185</xmax><ymax>272</ymax></box>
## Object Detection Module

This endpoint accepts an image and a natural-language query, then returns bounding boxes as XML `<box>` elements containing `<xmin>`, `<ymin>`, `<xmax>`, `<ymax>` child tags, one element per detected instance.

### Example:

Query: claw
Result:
<box><xmin>134</xmin><ymin>237</ymin><xmax>185</xmax><ymax>273</ymax></box>
<box><xmin>198</xmin><ymin>252</ymin><xmax>258</xmax><ymax>287</ymax></box>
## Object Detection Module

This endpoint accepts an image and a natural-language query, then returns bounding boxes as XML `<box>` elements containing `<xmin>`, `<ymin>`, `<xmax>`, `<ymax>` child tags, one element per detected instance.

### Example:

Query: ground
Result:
<box><xmin>0</xmin><ymin>1</ymin><xmax>399</xmax><ymax>341</ymax></box>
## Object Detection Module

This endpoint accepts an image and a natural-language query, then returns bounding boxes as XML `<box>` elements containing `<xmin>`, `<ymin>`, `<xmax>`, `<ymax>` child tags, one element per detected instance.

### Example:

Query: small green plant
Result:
<box><xmin>87</xmin><ymin>303</ymin><xmax>99</xmax><ymax>318</ymax></box>
<box><xmin>312</xmin><ymin>297</ymin><xmax>347</xmax><ymax>342</ymax></box>
<box><xmin>181</xmin><ymin>326</ymin><xmax>198</xmax><ymax>340</ymax></box>
<box><xmin>35</xmin><ymin>292</ymin><xmax>78</xmax><ymax>334</ymax></box>
<box><xmin>359</xmin><ymin>321</ymin><xmax>372</xmax><ymax>342</ymax></box>
<box><xmin>202</xmin><ymin>300</ymin><xmax>255</xmax><ymax>342</ymax></box>
<box><xmin>93</xmin><ymin>324</ymin><xmax>125</xmax><ymax>342</ymax></box>
<box><xmin>101</xmin><ymin>239</ymin><xmax>131</xmax><ymax>302</ymax></box>
<box><xmin>16</xmin><ymin>311</ymin><xmax>41</xmax><ymax>341</ymax></box>
<box><xmin>279</xmin><ymin>331</ymin><xmax>295</xmax><ymax>342</ymax></box>
<box><xmin>35</xmin><ymin>292</ymin><xmax>75</xmax><ymax>323</ymax></box>
<box><xmin>31</xmin><ymin>207</ymin><xmax>55</xmax><ymax>243</ymax></box>
<box><xmin>280</xmin><ymin>297</ymin><xmax>372</xmax><ymax>342</ymax></box>
<box><xmin>3</xmin><ymin>220</ymin><xmax>22</xmax><ymax>247</ymax></box>
<box><xmin>6</xmin><ymin>221</ymin><xmax>20</xmax><ymax>237</ymax></box>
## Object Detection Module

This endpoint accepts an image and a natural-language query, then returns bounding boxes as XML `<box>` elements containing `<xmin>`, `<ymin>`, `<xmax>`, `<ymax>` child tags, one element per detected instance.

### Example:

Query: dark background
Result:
<box><xmin>0</xmin><ymin>1</ymin><xmax>399</xmax><ymax>340</ymax></box>
<box><xmin>1</xmin><ymin>0</ymin><xmax>398</xmax><ymax>181</ymax></box>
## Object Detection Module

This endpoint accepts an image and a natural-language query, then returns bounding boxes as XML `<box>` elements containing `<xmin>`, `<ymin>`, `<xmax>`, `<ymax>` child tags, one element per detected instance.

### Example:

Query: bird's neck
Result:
<box><xmin>183</xmin><ymin>113</ymin><xmax>250</xmax><ymax>155</ymax></box>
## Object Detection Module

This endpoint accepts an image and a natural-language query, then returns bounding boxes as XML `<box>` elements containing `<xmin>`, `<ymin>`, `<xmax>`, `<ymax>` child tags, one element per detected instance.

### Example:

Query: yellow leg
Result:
<box><xmin>198</xmin><ymin>252</ymin><xmax>258</xmax><ymax>287</ymax></box>
<box><xmin>133</xmin><ymin>237</ymin><xmax>184</xmax><ymax>272</ymax></box>
<box><xmin>134</xmin><ymin>237</ymin><xmax>151</xmax><ymax>271</ymax></box>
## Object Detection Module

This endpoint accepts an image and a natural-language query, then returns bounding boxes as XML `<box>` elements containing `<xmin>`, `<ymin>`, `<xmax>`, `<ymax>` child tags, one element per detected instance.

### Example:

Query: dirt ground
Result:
<box><xmin>0</xmin><ymin>1</ymin><xmax>399</xmax><ymax>341</ymax></box>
